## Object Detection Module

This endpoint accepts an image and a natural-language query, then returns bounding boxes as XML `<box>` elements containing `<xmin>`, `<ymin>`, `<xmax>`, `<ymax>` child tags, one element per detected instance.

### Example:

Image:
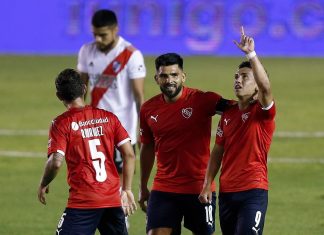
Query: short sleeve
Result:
<box><xmin>111</xmin><ymin>114</ymin><xmax>131</xmax><ymax>147</ymax></box>
<box><xmin>127</xmin><ymin>50</ymin><xmax>146</xmax><ymax>79</ymax></box>
<box><xmin>47</xmin><ymin>120</ymin><xmax>67</xmax><ymax>157</ymax></box>
<box><xmin>139</xmin><ymin>107</ymin><xmax>154</xmax><ymax>144</ymax></box>
<box><xmin>202</xmin><ymin>92</ymin><xmax>222</xmax><ymax>116</ymax></box>
<box><xmin>257</xmin><ymin>101</ymin><xmax>276</xmax><ymax>121</ymax></box>
<box><xmin>77</xmin><ymin>45</ymin><xmax>88</xmax><ymax>73</ymax></box>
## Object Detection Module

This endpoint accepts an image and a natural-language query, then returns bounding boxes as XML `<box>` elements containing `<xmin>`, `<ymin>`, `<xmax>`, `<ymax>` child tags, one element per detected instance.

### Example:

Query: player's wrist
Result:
<box><xmin>246</xmin><ymin>51</ymin><xmax>256</xmax><ymax>60</ymax></box>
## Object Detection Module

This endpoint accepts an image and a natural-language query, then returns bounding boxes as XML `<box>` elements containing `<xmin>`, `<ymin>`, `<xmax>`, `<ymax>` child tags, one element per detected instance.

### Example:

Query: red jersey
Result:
<box><xmin>140</xmin><ymin>87</ymin><xmax>222</xmax><ymax>194</ymax></box>
<box><xmin>47</xmin><ymin>106</ymin><xmax>130</xmax><ymax>208</ymax></box>
<box><xmin>216</xmin><ymin>101</ymin><xmax>276</xmax><ymax>192</ymax></box>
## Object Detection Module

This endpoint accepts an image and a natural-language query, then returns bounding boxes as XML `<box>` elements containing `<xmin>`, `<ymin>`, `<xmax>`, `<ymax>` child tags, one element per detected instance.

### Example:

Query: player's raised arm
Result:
<box><xmin>233</xmin><ymin>26</ymin><xmax>273</xmax><ymax>107</ymax></box>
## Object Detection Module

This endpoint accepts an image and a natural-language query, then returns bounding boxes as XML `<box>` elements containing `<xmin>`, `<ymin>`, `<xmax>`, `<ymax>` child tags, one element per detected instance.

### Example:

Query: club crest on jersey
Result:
<box><xmin>182</xmin><ymin>107</ymin><xmax>193</xmax><ymax>119</ymax></box>
<box><xmin>112</xmin><ymin>60</ymin><xmax>121</xmax><ymax>73</ymax></box>
<box><xmin>216</xmin><ymin>127</ymin><xmax>223</xmax><ymax>137</ymax></box>
<box><xmin>71</xmin><ymin>122</ymin><xmax>79</xmax><ymax>131</ymax></box>
<box><xmin>241</xmin><ymin>112</ymin><xmax>250</xmax><ymax>123</ymax></box>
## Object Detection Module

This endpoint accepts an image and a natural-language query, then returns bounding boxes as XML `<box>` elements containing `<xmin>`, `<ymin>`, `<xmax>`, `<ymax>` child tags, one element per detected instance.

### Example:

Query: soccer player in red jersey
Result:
<box><xmin>138</xmin><ymin>53</ymin><xmax>231</xmax><ymax>235</ymax></box>
<box><xmin>199</xmin><ymin>26</ymin><xmax>276</xmax><ymax>235</ymax></box>
<box><xmin>37</xmin><ymin>69</ymin><xmax>137</xmax><ymax>235</ymax></box>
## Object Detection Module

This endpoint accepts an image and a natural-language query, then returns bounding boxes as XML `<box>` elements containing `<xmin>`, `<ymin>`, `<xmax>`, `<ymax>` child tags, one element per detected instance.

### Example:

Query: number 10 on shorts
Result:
<box><xmin>205</xmin><ymin>205</ymin><xmax>213</xmax><ymax>226</ymax></box>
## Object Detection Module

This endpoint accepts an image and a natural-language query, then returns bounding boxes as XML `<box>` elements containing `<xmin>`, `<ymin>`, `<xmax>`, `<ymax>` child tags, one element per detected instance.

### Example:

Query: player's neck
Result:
<box><xmin>64</xmin><ymin>98</ymin><xmax>86</xmax><ymax>110</ymax></box>
<box><xmin>238</xmin><ymin>97</ymin><xmax>256</xmax><ymax>110</ymax></box>
<box><xmin>101</xmin><ymin>36</ymin><xmax>119</xmax><ymax>54</ymax></box>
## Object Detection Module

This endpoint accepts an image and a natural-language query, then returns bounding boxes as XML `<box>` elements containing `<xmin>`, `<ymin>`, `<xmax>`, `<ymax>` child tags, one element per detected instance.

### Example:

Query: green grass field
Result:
<box><xmin>0</xmin><ymin>55</ymin><xmax>323</xmax><ymax>234</ymax></box>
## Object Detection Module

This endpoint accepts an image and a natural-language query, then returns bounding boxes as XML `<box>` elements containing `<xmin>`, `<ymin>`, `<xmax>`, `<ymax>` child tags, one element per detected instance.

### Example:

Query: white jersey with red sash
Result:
<box><xmin>77</xmin><ymin>36</ymin><xmax>146</xmax><ymax>144</ymax></box>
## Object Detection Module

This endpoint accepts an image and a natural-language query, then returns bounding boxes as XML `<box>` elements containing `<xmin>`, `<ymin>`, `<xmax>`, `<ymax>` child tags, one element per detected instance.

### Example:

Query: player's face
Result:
<box><xmin>155</xmin><ymin>64</ymin><xmax>186</xmax><ymax>101</ymax></box>
<box><xmin>234</xmin><ymin>67</ymin><xmax>257</xmax><ymax>99</ymax></box>
<box><xmin>92</xmin><ymin>26</ymin><xmax>118</xmax><ymax>52</ymax></box>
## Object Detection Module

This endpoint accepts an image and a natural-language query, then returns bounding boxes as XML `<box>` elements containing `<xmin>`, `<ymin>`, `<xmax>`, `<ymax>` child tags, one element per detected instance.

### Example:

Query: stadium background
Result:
<box><xmin>0</xmin><ymin>0</ymin><xmax>323</xmax><ymax>234</ymax></box>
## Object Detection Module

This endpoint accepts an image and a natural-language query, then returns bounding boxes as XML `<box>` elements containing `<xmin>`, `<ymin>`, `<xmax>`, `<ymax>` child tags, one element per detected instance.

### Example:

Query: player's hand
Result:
<box><xmin>198</xmin><ymin>186</ymin><xmax>212</xmax><ymax>204</ymax></box>
<box><xmin>138</xmin><ymin>186</ymin><xmax>150</xmax><ymax>213</ymax></box>
<box><xmin>37</xmin><ymin>184</ymin><xmax>49</xmax><ymax>205</ymax></box>
<box><xmin>233</xmin><ymin>26</ymin><xmax>255</xmax><ymax>54</ymax></box>
<box><xmin>121</xmin><ymin>190</ymin><xmax>137</xmax><ymax>216</ymax></box>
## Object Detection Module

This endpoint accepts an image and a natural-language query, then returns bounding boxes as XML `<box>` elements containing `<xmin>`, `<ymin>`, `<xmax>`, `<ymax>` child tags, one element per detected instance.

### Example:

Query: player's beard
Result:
<box><xmin>97</xmin><ymin>40</ymin><xmax>115</xmax><ymax>53</ymax></box>
<box><xmin>160</xmin><ymin>83</ymin><xmax>183</xmax><ymax>99</ymax></box>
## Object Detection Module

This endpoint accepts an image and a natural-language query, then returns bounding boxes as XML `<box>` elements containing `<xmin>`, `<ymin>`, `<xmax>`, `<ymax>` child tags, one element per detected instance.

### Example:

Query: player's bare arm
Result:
<box><xmin>234</xmin><ymin>26</ymin><xmax>273</xmax><ymax>107</ymax></box>
<box><xmin>138</xmin><ymin>142</ymin><xmax>155</xmax><ymax>213</ymax></box>
<box><xmin>118</xmin><ymin>141</ymin><xmax>137</xmax><ymax>216</ymax></box>
<box><xmin>37</xmin><ymin>152</ymin><xmax>64</xmax><ymax>205</ymax></box>
<box><xmin>131</xmin><ymin>78</ymin><xmax>145</xmax><ymax>114</ymax></box>
<box><xmin>131</xmin><ymin>78</ymin><xmax>145</xmax><ymax>149</ymax></box>
<box><xmin>199</xmin><ymin>144</ymin><xmax>224</xmax><ymax>204</ymax></box>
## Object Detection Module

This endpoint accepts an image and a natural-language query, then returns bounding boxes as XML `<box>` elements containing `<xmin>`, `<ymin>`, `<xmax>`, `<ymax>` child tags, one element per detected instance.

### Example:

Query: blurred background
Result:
<box><xmin>1</xmin><ymin>0</ymin><xmax>324</xmax><ymax>56</ymax></box>
<box><xmin>0</xmin><ymin>0</ymin><xmax>323</xmax><ymax>234</ymax></box>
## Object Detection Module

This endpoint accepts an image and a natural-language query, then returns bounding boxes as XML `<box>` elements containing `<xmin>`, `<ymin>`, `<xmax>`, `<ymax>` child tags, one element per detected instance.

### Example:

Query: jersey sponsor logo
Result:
<box><xmin>182</xmin><ymin>107</ymin><xmax>193</xmax><ymax>119</ymax></box>
<box><xmin>78</xmin><ymin>117</ymin><xmax>108</xmax><ymax>127</ymax></box>
<box><xmin>224</xmin><ymin>118</ymin><xmax>230</xmax><ymax>125</ymax></box>
<box><xmin>112</xmin><ymin>60</ymin><xmax>121</xmax><ymax>73</ymax></box>
<box><xmin>150</xmin><ymin>115</ymin><xmax>158</xmax><ymax>122</ymax></box>
<box><xmin>216</xmin><ymin>126</ymin><xmax>223</xmax><ymax>137</ymax></box>
<box><xmin>71</xmin><ymin>122</ymin><xmax>79</xmax><ymax>131</ymax></box>
<box><xmin>81</xmin><ymin>126</ymin><xmax>104</xmax><ymax>139</ymax></box>
<box><xmin>241</xmin><ymin>112</ymin><xmax>250</xmax><ymax>123</ymax></box>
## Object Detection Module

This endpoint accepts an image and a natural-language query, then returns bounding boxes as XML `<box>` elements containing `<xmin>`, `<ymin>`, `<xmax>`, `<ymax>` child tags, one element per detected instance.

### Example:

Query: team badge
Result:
<box><xmin>216</xmin><ymin>127</ymin><xmax>223</xmax><ymax>137</ymax></box>
<box><xmin>241</xmin><ymin>112</ymin><xmax>250</xmax><ymax>123</ymax></box>
<box><xmin>182</xmin><ymin>107</ymin><xmax>193</xmax><ymax>119</ymax></box>
<box><xmin>112</xmin><ymin>61</ymin><xmax>121</xmax><ymax>73</ymax></box>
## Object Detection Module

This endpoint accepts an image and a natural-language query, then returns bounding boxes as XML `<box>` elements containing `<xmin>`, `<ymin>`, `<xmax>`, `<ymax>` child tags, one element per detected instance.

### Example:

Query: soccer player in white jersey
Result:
<box><xmin>77</xmin><ymin>9</ymin><xmax>146</xmax><ymax>181</ymax></box>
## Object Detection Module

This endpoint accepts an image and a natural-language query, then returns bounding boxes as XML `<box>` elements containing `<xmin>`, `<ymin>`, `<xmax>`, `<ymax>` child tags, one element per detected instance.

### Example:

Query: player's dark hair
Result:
<box><xmin>55</xmin><ymin>69</ymin><xmax>85</xmax><ymax>102</ymax></box>
<box><xmin>238</xmin><ymin>61</ymin><xmax>252</xmax><ymax>69</ymax></box>
<box><xmin>238</xmin><ymin>60</ymin><xmax>269</xmax><ymax>76</ymax></box>
<box><xmin>155</xmin><ymin>53</ymin><xmax>183</xmax><ymax>71</ymax></box>
<box><xmin>92</xmin><ymin>9</ymin><xmax>118</xmax><ymax>28</ymax></box>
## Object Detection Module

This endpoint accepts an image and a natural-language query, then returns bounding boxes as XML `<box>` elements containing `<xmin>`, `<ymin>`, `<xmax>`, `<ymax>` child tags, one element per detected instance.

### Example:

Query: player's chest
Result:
<box><xmin>86</xmin><ymin>51</ymin><xmax>129</xmax><ymax>75</ymax></box>
<box><xmin>221</xmin><ymin>109</ymin><xmax>257</xmax><ymax>136</ymax></box>
<box><xmin>146</xmin><ymin>103</ymin><xmax>205</xmax><ymax>135</ymax></box>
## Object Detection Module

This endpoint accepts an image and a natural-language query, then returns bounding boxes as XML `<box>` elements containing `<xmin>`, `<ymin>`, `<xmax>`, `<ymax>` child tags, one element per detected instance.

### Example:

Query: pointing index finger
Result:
<box><xmin>241</xmin><ymin>26</ymin><xmax>245</xmax><ymax>36</ymax></box>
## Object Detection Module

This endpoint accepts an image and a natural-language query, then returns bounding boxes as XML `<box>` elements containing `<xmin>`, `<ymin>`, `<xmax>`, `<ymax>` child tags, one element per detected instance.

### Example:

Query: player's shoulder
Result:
<box><xmin>185</xmin><ymin>87</ymin><xmax>221</xmax><ymax>99</ymax></box>
<box><xmin>90</xmin><ymin>106</ymin><xmax>118</xmax><ymax>119</ymax></box>
<box><xmin>119</xmin><ymin>37</ymin><xmax>137</xmax><ymax>51</ymax></box>
<box><xmin>142</xmin><ymin>94</ymin><xmax>162</xmax><ymax>111</ymax></box>
<box><xmin>79</xmin><ymin>41</ymin><xmax>97</xmax><ymax>53</ymax></box>
<box><xmin>51</xmin><ymin>110</ymin><xmax>73</xmax><ymax>129</ymax></box>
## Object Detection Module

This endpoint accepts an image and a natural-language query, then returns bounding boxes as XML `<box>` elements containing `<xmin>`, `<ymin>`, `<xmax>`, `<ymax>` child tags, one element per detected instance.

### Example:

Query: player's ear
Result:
<box><xmin>182</xmin><ymin>72</ymin><xmax>186</xmax><ymax>83</ymax></box>
<box><xmin>154</xmin><ymin>75</ymin><xmax>159</xmax><ymax>84</ymax></box>
<box><xmin>114</xmin><ymin>25</ymin><xmax>119</xmax><ymax>35</ymax></box>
